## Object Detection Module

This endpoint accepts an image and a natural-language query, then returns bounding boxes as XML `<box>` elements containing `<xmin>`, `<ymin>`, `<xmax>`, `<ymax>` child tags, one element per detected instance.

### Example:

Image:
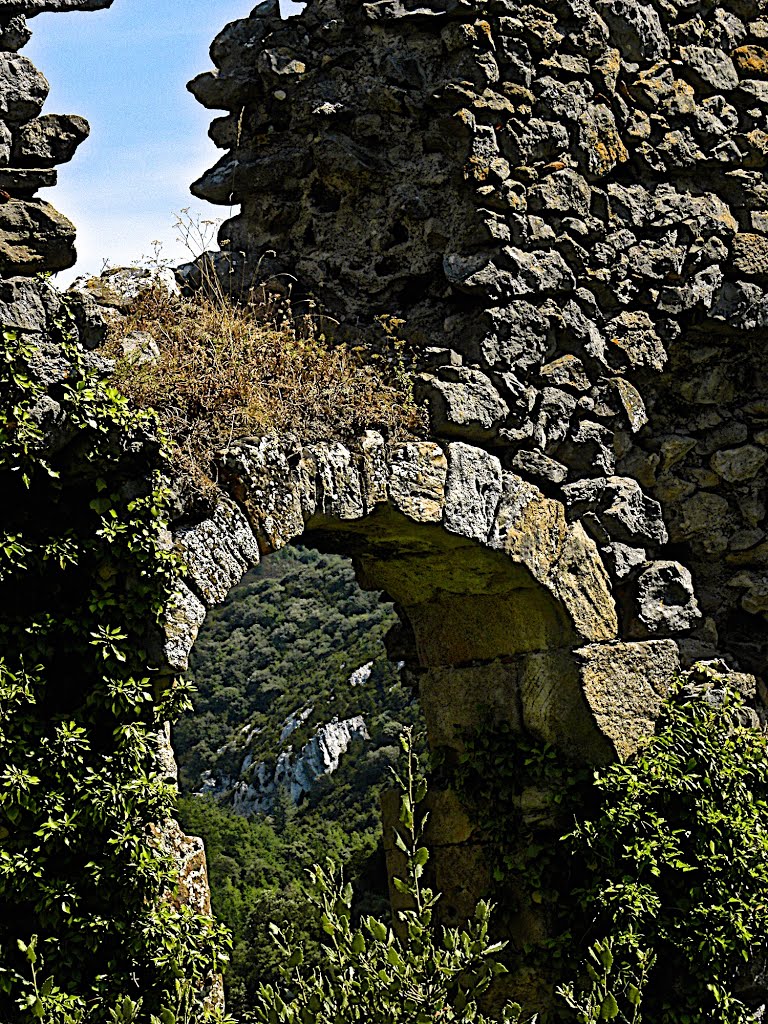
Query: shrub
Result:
<box><xmin>248</xmin><ymin>729</ymin><xmax>528</xmax><ymax>1024</ymax></box>
<box><xmin>454</xmin><ymin>671</ymin><xmax>768</xmax><ymax>1023</ymax></box>
<box><xmin>567</xmin><ymin>673</ymin><xmax>768</xmax><ymax>1024</ymax></box>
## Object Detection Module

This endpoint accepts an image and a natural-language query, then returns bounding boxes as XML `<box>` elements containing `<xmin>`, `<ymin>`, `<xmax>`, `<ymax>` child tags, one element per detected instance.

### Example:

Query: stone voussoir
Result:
<box><xmin>174</xmin><ymin>498</ymin><xmax>260</xmax><ymax>607</ymax></box>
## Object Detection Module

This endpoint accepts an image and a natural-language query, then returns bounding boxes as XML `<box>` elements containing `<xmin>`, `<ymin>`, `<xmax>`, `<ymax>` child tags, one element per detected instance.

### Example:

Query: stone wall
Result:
<box><xmin>0</xmin><ymin>0</ymin><xmax>108</xmax><ymax>274</ymax></box>
<box><xmin>191</xmin><ymin>0</ymin><xmax>768</xmax><ymax>683</ymax></box>
<box><xmin>181</xmin><ymin>5</ymin><xmax>768</xmax><ymax>1000</ymax></box>
<box><xmin>1</xmin><ymin>0</ymin><xmax>767</xmax><ymax>1012</ymax></box>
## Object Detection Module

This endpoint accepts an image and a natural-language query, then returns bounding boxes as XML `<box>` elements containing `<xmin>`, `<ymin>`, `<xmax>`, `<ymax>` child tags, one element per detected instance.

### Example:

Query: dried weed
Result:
<box><xmin>106</xmin><ymin>284</ymin><xmax>427</xmax><ymax>495</ymax></box>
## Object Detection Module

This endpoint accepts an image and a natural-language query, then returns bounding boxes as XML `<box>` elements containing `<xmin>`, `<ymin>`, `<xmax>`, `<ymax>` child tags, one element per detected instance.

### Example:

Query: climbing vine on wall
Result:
<box><xmin>0</xmin><ymin>313</ymin><xmax>230</xmax><ymax>1021</ymax></box>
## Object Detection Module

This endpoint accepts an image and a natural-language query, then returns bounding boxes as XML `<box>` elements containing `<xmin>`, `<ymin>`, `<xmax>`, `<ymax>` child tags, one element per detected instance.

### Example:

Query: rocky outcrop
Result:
<box><xmin>198</xmin><ymin>659</ymin><xmax>380</xmax><ymax>818</ymax></box>
<box><xmin>202</xmin><ymin>714</ymin><xmax>371</xmax><ymax>816</ymax></box>
<box><xmin>191</xmin><ymin>0</ymin><xmax>768</xmax><ymax>680</ymax></box>
<box><xmin>0</xmin><ymin>1</ymin><xmax>113</xmax><ymax>13</ymax></box>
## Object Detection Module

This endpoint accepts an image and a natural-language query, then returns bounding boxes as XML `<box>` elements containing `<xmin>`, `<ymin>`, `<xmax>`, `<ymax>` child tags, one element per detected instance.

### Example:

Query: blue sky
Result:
<box><xmin>26</xmin><ymin>1</ymin><xmax>298</xmax><ymax>283</ymax></box>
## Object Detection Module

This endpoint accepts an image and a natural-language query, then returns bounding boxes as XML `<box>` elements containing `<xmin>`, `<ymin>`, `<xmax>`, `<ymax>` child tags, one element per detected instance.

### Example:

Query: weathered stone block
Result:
<box><xmin>0</xmin><ymin>166</ymin><xmax>55</xmax><ymax>194</ymax></box>
<box><xmin>416</xmin><ymin>369</ymin><xmax>509</xmax><ymax>444</ymax></box>
<box><xmin>574</xmin><ymin>639</ymin><xmax>680</xmax><ymax>760</ymax></box>
<box><xmin>563</xmin><ymin>476</ymin><xmax>668</xmax><ymax>548</ymax></box>
<box><xmin>11</xmin><ymin>113</ymin><xmax>89</xmax><ymax>167</ymax></box>
<box><xmin>175</xmin><ymin>499</ymin><xmax>260</xmax><ymax>607</ymax></box>
<box><xmin>386</xmin><ymin>442</ymin><xmax>447</xmax><ymax>524</ymax></box>
<box><xmin>595</xmin><ymin>0</ymin><xmax>669</xmax><ymax>61</ymax></box>
<box><xmin>220</xmin><ymin>435</ymin><xmax>306</xmax><ymax>550</ymax></box>
<box><xmin>0</xmin><ymin>273</ymin><xmax>48</xmax><ymax>331</ymax></box>
<box><xmin>546</xmin><ymin>521</ymin><xmax>619</xmax><ymax>643</ymax></box>
<box><xmin>0</xmin><ymin>53</ymin><xmax>47</xmax><ymax>123</ymax></box>
<box><xmin>162</xmin><ymin>581</ymin><xmax>206</xmax><ymax>673</ymax></box>
<box><xmin>679</xmin><ymin>46</ymin><xmax>739</xmax><ymax>92</ymax></box>
<box><xmin>711</xmin><ymin>444</ymin><xmax>768</xmax><ymax>482</ymax></box>
<box><xmin>0</xmin><ymin>198</ymin><xmax>75</xmax><ymax>273</ymax></box>
<box><xmin>308</xmin><ymin>442</ymin><xmax>365</xmax><ymax>521</ymax></box>
<box><xmin>0</xmin><ymin>14</ymin><xmax>30</xmax><ymax>51</ymax></box>
<box><xmin>626</xmin><ymin>561</ymin><xmax>702</xmax><ymax>639</ymax></box>
<box><xmin>443</xmin><ymin>442</ymin><xmax>502</xmax><ymax>544</ymax></box>
<box><xmin>0</xmin><ymin>0</ymin><xmax>113</xmax><ymax>11</ymax></box>
<box><xmin>358</xmin><ymin>430</ymin><xmax>389</xmax><ymax>510</ymax></box>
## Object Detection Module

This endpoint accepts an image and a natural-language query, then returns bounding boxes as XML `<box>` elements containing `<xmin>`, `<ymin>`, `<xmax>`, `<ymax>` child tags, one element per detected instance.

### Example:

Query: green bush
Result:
<box><xmin>567</xmin><ymin>674</ymin><xmax>768</xmax><ymax>1024</ymax></box>
<box><xmin>248</xmin><ymin>730</ymin><xmax>527</xmax><ymax>1024</ymax></box>
<box><xmin>455</xmin><ymin>671</ymin><xmax>768</xmax><ymax>1023</ymax></box>
<box><xmin>0</xmin><ymin>317</ymin><xmax>230</xmax><ymax>1020</ymax></box>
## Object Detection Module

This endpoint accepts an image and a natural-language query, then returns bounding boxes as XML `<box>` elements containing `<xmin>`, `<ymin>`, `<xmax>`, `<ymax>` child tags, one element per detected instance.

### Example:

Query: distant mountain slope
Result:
<box><xmin>172</xmin><ymin>545</ymin><xmax>423</xmax><ymax>1014</ymax></box>
<box><xmin>173</xmin><ymin>544</ymin><xmax>418</xmax><ymax>803</ymax></box>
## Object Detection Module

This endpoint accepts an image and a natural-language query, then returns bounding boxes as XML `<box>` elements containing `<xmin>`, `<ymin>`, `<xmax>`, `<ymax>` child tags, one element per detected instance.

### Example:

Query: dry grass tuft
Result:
<box><xmin>106</xmin><ymin>283</ymin><xmax>427</xmax><ymax>495</ymax></box>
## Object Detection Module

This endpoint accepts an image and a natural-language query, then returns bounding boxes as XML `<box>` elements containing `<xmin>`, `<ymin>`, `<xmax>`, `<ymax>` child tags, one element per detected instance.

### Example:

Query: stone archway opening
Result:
<box><xmin>174</xmin><ymin>536</ymin><xmax>427</xmax><ymax>829</ymax></box>
<box><xmin>164</xmin><ymin>431</ymin><xmax>681</xmax><ymax>1009</ymax></box>
<box><xmin>171</xmin><ymin>535</ymin><xmax>424</xmax><ymax>1015</ymax></box>
<box><xmin>169</xmin><ymin>433</ymin><xmax>681</xmax><ymax>774</ymax></box>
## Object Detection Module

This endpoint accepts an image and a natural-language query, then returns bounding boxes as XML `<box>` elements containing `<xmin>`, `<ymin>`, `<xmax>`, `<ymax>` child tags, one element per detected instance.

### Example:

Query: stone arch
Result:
<box><xmin>166</xmin><ymin>434</ymin><xmax>678</xmax><ymax>778</ymax></box>
<box><xmin>188</xmin><ymin>0</ymin><xmax>768</xmax><ymax>692</ymax></box>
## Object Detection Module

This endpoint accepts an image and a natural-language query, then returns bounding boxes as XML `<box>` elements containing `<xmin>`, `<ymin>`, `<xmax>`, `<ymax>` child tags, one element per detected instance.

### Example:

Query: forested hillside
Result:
<box><xmin>172</xmin><ymin>546</ymin><xmax>423</xmax><ymax>1012</ymax></box>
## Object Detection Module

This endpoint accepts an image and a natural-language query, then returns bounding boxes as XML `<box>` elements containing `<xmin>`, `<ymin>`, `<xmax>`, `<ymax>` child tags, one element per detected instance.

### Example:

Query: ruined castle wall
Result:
<box><xmin>192</xmin><ymin>0</ymin><xmax>768</xmax><ymax>683</ymax></box>
<box><xmin>1</xmin><ymin>0</ymin><xmax>767</xmax><ymax>1010</ymax></box>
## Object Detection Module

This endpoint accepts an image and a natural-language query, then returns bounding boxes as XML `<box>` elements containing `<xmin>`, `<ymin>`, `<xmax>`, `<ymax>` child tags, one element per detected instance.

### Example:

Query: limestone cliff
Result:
<box><xmin>201</xmin><ymin>714</ymin><xmax>371</xmax><ymax>817</ymax></box>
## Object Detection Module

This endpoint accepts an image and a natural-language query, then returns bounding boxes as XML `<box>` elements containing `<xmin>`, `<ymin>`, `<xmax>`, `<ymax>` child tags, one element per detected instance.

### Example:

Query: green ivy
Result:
<box><xmin>0</xmin><ymin>313</ymin><xmax>231</xmax><ymax>1020</ymax></box>
<box><xmin>452</xmin><ymin>721</ymin><xmax>594</xmax><ymax>986</ymax></box>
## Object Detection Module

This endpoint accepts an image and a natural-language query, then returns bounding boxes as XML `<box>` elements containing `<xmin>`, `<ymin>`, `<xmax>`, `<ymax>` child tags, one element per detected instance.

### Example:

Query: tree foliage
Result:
<box><xmin>567</xmin><ymin>677</ymin><xmax>768</xmax><ymax>1023</ymax></box>
<box><xmin>455</xmin><ymin>672</ymin><xmax>768</xmax><ymax>1023</ymax></box>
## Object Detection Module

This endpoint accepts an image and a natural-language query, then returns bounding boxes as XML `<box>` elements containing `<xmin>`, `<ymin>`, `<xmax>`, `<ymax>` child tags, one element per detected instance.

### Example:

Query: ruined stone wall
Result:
<box><xmin>192</xmin><ymin>0</ymin><xmax>768</xmax><ymax>683</ymax></box>
<box><xmin>0</xmin><ymin>0</ymin><xmax>108</xmax><ymax>275</ymax></box>
<box><xmin>2</xmin><ymin>0</ymin><xmax>767</xmax><ymax>1010</ymax></box>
